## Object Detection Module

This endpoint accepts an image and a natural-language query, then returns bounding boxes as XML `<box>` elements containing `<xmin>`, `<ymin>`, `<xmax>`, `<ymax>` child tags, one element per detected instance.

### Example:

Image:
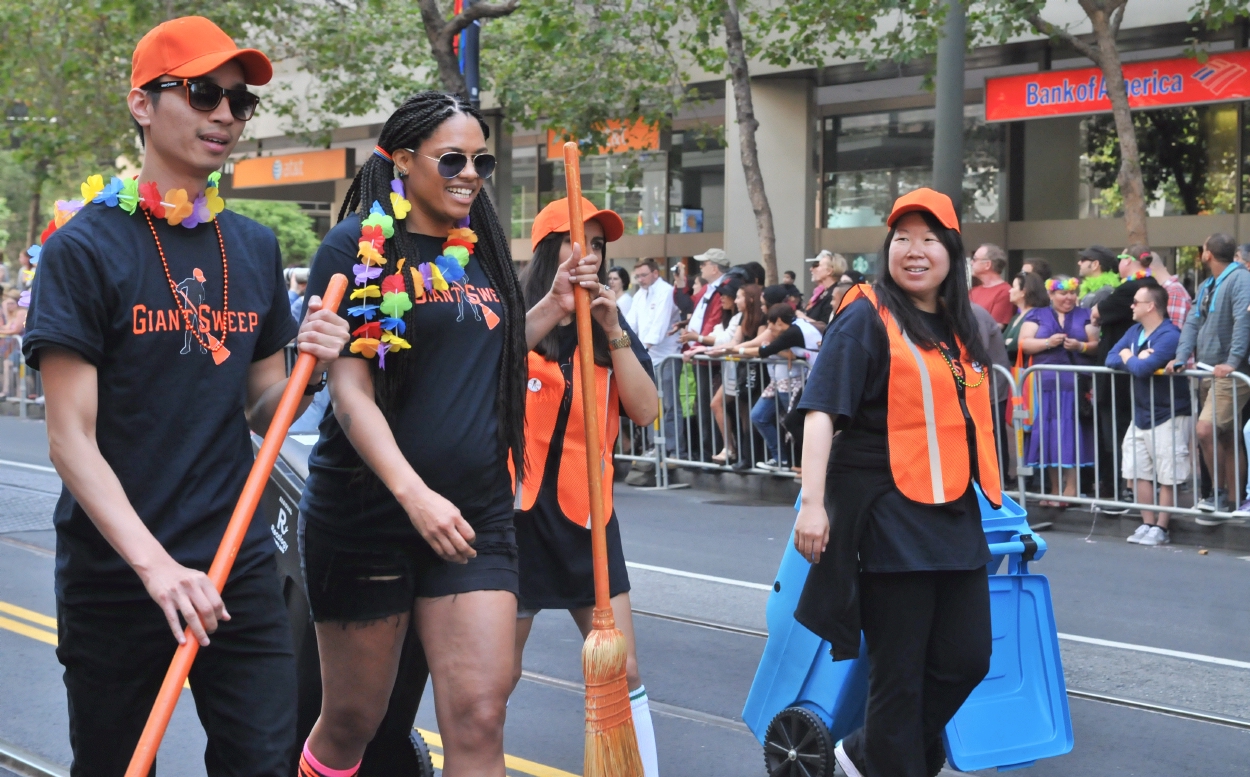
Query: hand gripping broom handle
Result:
<box><xmin>563</xmin><ymin>143</ymin><xmax>612</xmax><ymax>615</ymax></box>
<box><xmin>124</xmin><ymin>273</ymin><xmax>349</xmax><ymax>777</ymax></box>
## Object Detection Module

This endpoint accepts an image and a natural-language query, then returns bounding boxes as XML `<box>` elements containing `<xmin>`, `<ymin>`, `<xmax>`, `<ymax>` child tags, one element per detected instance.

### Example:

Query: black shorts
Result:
<box><xmin>515</xmin><ymin>507</ymin><xmax>630</xmax><ymax>614</ymax></box>
<box><xmin>300</xmin><ymin>514</ymin><xmax>518</xmax><ymax>623</ymax></box>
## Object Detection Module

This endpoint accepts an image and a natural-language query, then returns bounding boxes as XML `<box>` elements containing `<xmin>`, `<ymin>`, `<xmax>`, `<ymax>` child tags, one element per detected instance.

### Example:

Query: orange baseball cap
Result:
<box><xmin>886</xmin><ymin>188</ymin><xmax>960</xmax><ymax>233</ymax></box>
<box><xmin>131</xmin><ymin>16</ymin><xmax>273</xmax><ymax>88</ymax></box>
<box><xmin>530</xmin><ymin>197</ymin><xmax>625</xmax><ymax>251</ymax></box>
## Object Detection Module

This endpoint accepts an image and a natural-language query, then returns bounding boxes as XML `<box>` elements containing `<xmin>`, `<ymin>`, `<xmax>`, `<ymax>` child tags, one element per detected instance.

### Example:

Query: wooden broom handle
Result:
<box><xmin>563</xmin><ymin>143</ymin><xmax>612</xmax><ymax>614</ymax></box>
<box><xmin>124</xmin><ymin>273</ymin><xmax>349</xmax><ymax>777</ymax></box>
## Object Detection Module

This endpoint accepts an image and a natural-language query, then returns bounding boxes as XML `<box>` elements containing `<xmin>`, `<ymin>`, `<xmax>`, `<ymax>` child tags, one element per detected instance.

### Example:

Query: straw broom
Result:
<box><xmin>124</xmin><ymin>274</ymin><xmax>349</xmax><ymax>777</ymax></box>
<box><xmin>563</xmin><ymin>142</ymin><xmax>645</xmax><ymax>777</ymax></box>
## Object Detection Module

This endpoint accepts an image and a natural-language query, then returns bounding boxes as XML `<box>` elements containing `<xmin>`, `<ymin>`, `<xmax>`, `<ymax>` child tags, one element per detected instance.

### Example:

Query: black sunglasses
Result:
<box><xmin>150</xmin><ymin>79</ymin><xmax>260</xmax><ymax>121</ymax></box>
<box><xmin>405</xmin><ymin>149</ymin><xmax>496</xmax><ymax>179</ymax></box>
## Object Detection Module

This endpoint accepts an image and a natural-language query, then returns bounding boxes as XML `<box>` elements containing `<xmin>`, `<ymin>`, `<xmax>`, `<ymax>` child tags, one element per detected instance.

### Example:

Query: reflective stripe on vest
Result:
<box><xmin>516</xmin><ymin>350</ymin><xmax>618</xmax><ymax>525</ymax></box>
<box><xmin>837</xmin><ymin>284</ymin><xmax>1002</xmax><ymax>506</ymax></box>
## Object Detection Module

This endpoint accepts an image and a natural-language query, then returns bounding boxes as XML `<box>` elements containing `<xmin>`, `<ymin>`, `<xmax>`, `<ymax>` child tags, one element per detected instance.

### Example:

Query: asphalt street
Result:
<box><xmin>1</xmin><ymin>415</ymin><xmax>1248</xmax><ymax>776</ymax></box>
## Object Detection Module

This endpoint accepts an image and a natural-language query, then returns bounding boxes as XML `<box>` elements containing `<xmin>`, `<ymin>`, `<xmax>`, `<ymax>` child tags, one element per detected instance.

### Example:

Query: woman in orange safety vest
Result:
<box><xmin>793</xmin><ymin>188</ymin><xmax>1001</xmax><ymax>777</ymax></box>
<box><xmin>510</xmin><ymin>197</ymin><xmax>662</xmax><ymax>776</ymax></box>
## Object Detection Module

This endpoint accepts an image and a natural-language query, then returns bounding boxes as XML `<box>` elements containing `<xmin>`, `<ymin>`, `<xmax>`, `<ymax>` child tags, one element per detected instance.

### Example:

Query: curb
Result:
<box><xmin>1033</xmin><ymin>505</ymin><xmax>1250</xmax><ymax>552</ymax></box>
<box><xmin>0</xmin><ymin>739</ymin><xmax>67</xmax><ymax>777</ymax></box>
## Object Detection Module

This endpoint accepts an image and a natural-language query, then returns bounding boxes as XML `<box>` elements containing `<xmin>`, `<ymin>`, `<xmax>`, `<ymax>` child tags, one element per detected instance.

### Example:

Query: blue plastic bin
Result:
<box><xmin>743</xmin><ymin>488</ymin><xmax>1073</xmax><ymax>772</ymax></box>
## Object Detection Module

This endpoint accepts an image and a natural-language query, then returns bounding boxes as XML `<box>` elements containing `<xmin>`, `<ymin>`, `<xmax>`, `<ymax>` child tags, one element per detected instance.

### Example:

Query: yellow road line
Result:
<box><xmin>0</xmin><ymin>600</ymin><xmax>58</xmax><ymax>629</ymax></box>
<box><xmin>2</xmin><ymin>603</ymin><xmax>583</xmax><ymax>777</ymax></box>
<box><xmin>0</xmin><ymin>614</ymin><xmax>57</xmax><ymax>646</ymax></box>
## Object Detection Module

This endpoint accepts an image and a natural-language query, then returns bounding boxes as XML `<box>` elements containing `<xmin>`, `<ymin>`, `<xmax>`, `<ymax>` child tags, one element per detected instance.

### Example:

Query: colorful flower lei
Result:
<box><xmin>17</xmin><ymin>171</ymin><xmax>227</xmax><ymax>308</ymax></box>
<box><xmin>1047</xmin><ymin>277</ymin><xmax>1078</xmax><ymax>293</ymax></box>
<box><xmin>1126</xmin><ymin>269</ymin><xmax>1152</xmax><ymax>281</ymax></box>
<box><xmin>347</xmin><ymin>182</ymin><xmax>478</xmax><ymax>368</ymax></box>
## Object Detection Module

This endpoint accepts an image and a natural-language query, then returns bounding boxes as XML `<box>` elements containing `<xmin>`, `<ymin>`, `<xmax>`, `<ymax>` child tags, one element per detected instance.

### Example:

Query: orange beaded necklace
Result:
<box><xmin>142</xmin><ymin>210</ymin><xmax>232</xmax><ymax>365</ymax></box>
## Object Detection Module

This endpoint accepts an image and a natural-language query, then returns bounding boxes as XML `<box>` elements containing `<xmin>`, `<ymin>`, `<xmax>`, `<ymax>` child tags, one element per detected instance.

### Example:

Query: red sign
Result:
<box><xmin>985</xmin><ymin>50</ymin><xmax>1250</xmax><ymax>122</ymax></box>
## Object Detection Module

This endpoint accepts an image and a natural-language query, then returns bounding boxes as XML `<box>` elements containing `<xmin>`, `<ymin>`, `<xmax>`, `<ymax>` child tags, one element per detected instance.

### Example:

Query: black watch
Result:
<box><xmin>303</xmin><ymin>372</ymin><xmax>327</xmax><ymax>396</ymax></box>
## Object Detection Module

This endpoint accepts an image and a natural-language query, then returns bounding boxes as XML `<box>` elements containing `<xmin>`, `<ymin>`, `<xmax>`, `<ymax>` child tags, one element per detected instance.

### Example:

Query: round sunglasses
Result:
<box><xmin>403</xmin><ymin>148</ymin><xmax>497</xmax><ymax>179</ymax></box>
<box><xmin>149</xmin><ymin>79</ymin><xmax>261</xmax><ymax>121</ymax></box>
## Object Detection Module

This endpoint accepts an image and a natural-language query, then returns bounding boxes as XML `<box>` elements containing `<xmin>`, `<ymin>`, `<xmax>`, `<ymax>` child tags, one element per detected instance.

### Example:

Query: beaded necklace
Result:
<box><xmin>142</xmin><ymin>209</ymin><xmax>232</xmax><ymax>364</ymax></box>
<box><xmin>937</xmin><ymin>343</ymin><xmax>986</xmax><ymax>389</ymax></box>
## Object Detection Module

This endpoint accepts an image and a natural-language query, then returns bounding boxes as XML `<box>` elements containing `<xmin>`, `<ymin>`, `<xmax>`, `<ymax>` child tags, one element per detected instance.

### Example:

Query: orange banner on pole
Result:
<box><xmin>985</xmin><ymin>50</ymin><xmax>1250</xmax><ymax>123</ymax></box>
<box><xmin>547</xmin><ymin>120</ymin><xmax>660</xmax><ymax>161</ymax></box>
<box><xmin>232</xmin><ymin>148</ymin><xmax>349</xmax><ymax>188</ymax></box>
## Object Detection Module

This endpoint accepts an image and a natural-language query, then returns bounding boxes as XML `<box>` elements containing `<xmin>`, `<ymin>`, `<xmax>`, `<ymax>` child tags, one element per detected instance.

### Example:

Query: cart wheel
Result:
<box><xmin>409</xmin><ymin>729</ymin><xmax>435</xmax><ymax>777</ymax></box>
<box><xmin>763</xmin><ymin>706</ymin><xmax>834</xmax><ymax>777</ymax></box>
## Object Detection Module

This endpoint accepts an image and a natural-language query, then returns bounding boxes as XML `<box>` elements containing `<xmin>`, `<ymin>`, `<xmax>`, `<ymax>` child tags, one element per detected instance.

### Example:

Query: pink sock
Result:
<box><xmin>299</xmin><ymin>742</ymin><xmax>360</xmax><ymax>777</ymax></box>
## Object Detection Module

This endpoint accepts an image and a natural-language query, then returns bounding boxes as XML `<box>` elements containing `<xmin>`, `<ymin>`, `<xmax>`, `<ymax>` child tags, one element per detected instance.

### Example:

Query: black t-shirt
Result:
<box><xmin>797</xmin><ymin>297</ymin><xmax>990</xmax><ymax>572</ymax></box>
<box><xmin>759</xmin><ymin>325</ymin><xmax>805</xmax><ymax>358</ymax></box>
<box><xmin>300</xmin><ymin>214</ymin><xmax>513</xmax><ymax>537</ymax></box>
<box><xmin>23</xmin><ymin>203</ymin><xmax>298</xmax><ymax>603</ymax></box>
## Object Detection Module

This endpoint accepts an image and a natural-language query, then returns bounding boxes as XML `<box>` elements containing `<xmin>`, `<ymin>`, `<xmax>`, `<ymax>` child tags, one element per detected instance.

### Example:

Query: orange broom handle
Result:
<box><xmin>124</xmin><ymin>273</ymin><xmax>349</xmax><ymax>777</ymax></box>
<box><xmin>563</xmin><ymin>143</ymin><xmax>612</xmax><ymax>613</ymax></box>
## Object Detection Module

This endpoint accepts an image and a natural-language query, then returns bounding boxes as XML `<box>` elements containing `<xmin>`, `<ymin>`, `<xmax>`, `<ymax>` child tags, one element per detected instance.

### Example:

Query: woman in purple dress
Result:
<box><xmin>1019</xmin><ymin>276</ymin><xmax>1100</xmax><ymax>505</ymax></box>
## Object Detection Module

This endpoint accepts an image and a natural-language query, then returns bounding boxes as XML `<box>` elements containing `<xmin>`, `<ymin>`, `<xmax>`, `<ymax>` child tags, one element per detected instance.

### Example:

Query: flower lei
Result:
<box><xmin>1126</xmin><ymin>269</ymin><xmax>1152</xmax><ymax>282</ymax></box>
<box><xmin>347</xmin><ymin>179</ymin><xmax>479</xmax><ymax>369</ymax></box>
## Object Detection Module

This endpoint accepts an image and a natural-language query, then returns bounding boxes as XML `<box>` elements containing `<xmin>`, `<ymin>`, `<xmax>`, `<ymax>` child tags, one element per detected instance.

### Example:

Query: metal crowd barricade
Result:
<box><xmin>1012</xmin><ymin>362</ymin><xmax>1250</xmax><ymax>522</ymax></box>
<box><xmin>1</xmin><ymin>334</ymin><xmax>34</xmax><ymax>419</ymax></box>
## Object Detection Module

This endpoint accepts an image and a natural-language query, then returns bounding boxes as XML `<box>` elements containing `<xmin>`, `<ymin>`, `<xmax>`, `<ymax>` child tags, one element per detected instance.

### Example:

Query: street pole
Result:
<box><xmin>460</xmin><ymin>0</ymin><xmax>482</xmax><ymax>108</ymax></box>
<box><xmin>932</xmin><ymin>0</ymin><xmax>966</xmax><ymax>216</ymax></box>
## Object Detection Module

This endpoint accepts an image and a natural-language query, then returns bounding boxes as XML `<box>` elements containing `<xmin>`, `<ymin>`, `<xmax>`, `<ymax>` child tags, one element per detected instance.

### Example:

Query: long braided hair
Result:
<box><xmin>338</xmin><ymin>91</ymin><xmax>526</xmax><ymax>477</ymax></box>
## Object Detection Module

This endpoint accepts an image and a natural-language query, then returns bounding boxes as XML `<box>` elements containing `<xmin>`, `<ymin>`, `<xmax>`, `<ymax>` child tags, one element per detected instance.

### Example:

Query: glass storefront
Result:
<box><xmin>821</xmin><ymin>104</ymin><xmax>1006</xmax><ymax>229</ymax></box>
<box><xmin>510</xmin><ymin>133</ymin><xmax>727</xmax><ymax>242</ymax></box>
<box><xmin>1079</xmin><ymin>102</ymin><xmax>1242</xmax><ymax>218</ymax></box>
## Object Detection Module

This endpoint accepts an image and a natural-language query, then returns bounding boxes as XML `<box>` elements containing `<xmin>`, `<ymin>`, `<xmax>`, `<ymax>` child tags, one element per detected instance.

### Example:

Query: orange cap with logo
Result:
<box><xmin>530</xmin><ymin>197</ymin><xmax>625</xmax><ymax>251</ymax></box>
<box><xmin>886</xmin><ymin>188</ymin><xmax>961</xmax><ymax>233</ymax></box>
<box><xmin>131</xmin><ymin>16</ymin><xmax>273</xmax><ymax>88</ymax></box>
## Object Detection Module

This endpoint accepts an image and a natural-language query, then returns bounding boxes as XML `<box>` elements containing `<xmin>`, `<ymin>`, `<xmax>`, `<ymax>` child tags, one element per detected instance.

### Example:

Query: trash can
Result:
<box><xmin>258</xmin><ymin>433</ymin><xmax>435</xmax><ymax>777</ymax></box>
<box><xmin>743</xmin><ymin>487</ymin><xmax>1072</xmax><ymax>775</ymax></box>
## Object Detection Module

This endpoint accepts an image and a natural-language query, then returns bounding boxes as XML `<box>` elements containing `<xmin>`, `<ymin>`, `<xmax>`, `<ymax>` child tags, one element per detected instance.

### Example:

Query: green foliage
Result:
<box><xmin>228</xmin><ymin>199</ymin><xmax>319</xmax><ymax>266</ymax></box>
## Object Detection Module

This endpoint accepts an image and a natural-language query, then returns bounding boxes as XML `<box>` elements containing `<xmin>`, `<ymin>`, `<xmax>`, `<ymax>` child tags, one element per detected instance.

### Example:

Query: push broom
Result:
<box><xmin>563</xmin><ymin>142</ymin><xmax>645</xmax><ymax>777</ymax></box>
<box><xmin>124</xmin><ymin>273</ymin><xmax>349</xmax><ymax>777</ymax></box>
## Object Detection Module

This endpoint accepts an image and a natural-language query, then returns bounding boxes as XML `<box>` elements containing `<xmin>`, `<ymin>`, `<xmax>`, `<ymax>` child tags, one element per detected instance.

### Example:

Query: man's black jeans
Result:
<box><xmin>56</xmin><ymin>557</ymin><xmax>297</xmax><ymax>777</ymax></box>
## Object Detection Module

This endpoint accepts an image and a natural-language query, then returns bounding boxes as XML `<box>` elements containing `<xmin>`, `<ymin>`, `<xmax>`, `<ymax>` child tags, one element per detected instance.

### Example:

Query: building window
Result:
<box><xmin>821</xmin><ymin>105</ymin><xmax>1005</xmax><ymax>229</ymax></box>
<box><xmin>511</xmin><ymin>145</ymin><xmax>539</xmax><ymax>239</ymax></box>
<box><xmin>668</xmin><ymin>130</ymin><xmax>726</xmax><ymax>233</ymax></box>
<box><xmin>529</xmin><ymin>150</ymin><xmax>670</xmax><ymax>237</ymax></box>
<box><xmin>1079</xmin><ymin>102</ymin><xmax>1240</xmax><ymax>219</ymax></box>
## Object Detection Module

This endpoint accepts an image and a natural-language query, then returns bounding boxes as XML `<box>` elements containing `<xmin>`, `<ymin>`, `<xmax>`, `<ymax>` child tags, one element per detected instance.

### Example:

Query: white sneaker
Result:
<box><xmin>1138</xmin><ymin>526</ymin><xmax>1170</xmax><ymax>546</ymax></box>
<box><xmin>834</xmin><ymin>741</ymin><xmax>865</xmax><ymax>777</ymax></box>
<box><xmin>1127</xmin><ymin>524</ymin><xmax>1151</xmax><ymax>544</ymax></box>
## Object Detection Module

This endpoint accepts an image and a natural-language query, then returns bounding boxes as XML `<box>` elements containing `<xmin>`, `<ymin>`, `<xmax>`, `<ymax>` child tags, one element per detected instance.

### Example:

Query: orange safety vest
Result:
<box><xmin>838</xmin><ymin>284</ymin><xmax>1002</xmax><ymax>506</ymax></box>
<box><xmin>517</xmin><ymin>349</ymin><xmax>619</xmax><ymax>525</ymax></box>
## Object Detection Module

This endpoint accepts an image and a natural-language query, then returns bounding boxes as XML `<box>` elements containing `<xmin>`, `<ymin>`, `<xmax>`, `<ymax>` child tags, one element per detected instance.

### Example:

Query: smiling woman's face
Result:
<box><xmin>392</xmin><ymin>112</ymin><xmax>487</xmax><ymax>234</ymax></box>
<box><xmin>888</xmin><ymin>211</ymin><xmax>950</xmax><ymax>306</ymax></box>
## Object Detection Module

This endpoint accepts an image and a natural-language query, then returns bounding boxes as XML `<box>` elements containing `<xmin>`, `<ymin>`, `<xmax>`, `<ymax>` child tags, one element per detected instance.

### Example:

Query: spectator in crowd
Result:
<box><xmin>284</xmin><ymin>266</ymin><xmax>307</xmax><ymax>305</ymax></box>
<box><xmin>1092</xmin><ymin>251</ymin><xmax>1161</xmax><ymax>502</ymax></box>
<box><xmin>691</xmin><ymin>275</ymin><xmax>706</xmax><ymax>304</ymax></box>
<box><xmin>1106</xmin><ymin>283</ymin><xmax>1191</xmax><ymax>547</ymax></box>
<box><xmin>1237</xmin><ymin>243</ymin><xmax>1250</xmax><ymax>266</ymax></box>
<box><xmin>15</xmin><ymin>249</ymin><xmax>35</xmax><ymax>294</ymax></box>
<box><xmin>705</xmin><ymin>284</ymin><xmax>765</xmax><ymax>466</ymax></box>
<box><xmin>736</xmin><ymin>303</ymin><xmax>821</xmax><ymax>469</ymax></box>
<box><xmin>971</xmin><ymin>301</ymin><xmax>1014</xmax><ymax>477</ymax></box>
<box><xmin>830</xmin><ymin>270</ymin><xmax>865</xmax><ymax>316</ymax></box>
<box><xmin>1077</xmin><ymin>245</ymin><xmax>1120</xmax><ymax>309</ymax></box>
<box><xmin>1172</xmin><ymin>233</ymin><xmax>1250</xmax><ymax>518</ymax></box>
<box><xmin>1019</xmin><ymin>276</ymin><xmax>1099</xmax><ymax>506</ymax></box>
<box><xmin>1133</xmin><ymin>250</ymin><xmax>1192</xmax><ymax>329</ymax></box>
<box><xmin>671</xmin><ymin>259</ymin><xmax>694</xmax><ymax>319</ymax></box>
<box><xmin>681</xmin><ymin>248</ymin><xmax>731</xmax><ymax>461</ymax></box>
<box><xmin>1021</xmin><ymin>257</ymin><xmax>1051</xmax><ymax>281</ymax></box>
<box><xmin>968</xmin><ymin>243</ymin><xmax>1013</xmax><ymax>326</ymax></box>
<box><xmin>1</xmin><ymin>289</ymin><xmax>27</xmax><ymax>400</ymax></box>
<box><xmin>798</xmin><ymin>250</ymin><xmax>846</xmax><ymax>334</ymax></box>
<box><xmin>783</xmin><ymin>270</ymin><xmax>796</xmax><ymax>284</ymax></box>
<box><xmin>608</xmin><ymin>266</ymin><xmax>633</xmax><ymax>317</ymax></box>
<box><xmin>1004</xmin><ymin>272</ymin><xmax>1049</xmax><ymax>361</ymax></box>
<box><xmin>624</xmin><ymin>259</ymin><xmax>681</xmax><ymax>457</ymax></box>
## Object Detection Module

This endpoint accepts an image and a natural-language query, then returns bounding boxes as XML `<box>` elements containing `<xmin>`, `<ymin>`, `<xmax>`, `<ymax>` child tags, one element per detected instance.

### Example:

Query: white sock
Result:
<box><xmin>630</xmin><ymin>685</ymin><xmax>659</xmax><ymax>777</ymax></box>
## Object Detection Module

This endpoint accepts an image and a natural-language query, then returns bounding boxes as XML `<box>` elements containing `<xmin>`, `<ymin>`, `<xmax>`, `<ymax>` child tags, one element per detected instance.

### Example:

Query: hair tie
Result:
<box><xmin>373</xmin><ymin>146</ymin><xmax>393</xmax><ymax>162</ymax></box>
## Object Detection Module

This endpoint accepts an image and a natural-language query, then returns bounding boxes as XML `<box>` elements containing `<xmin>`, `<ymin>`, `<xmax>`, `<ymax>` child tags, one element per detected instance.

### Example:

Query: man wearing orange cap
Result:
<box><xmin>22</xmin><ymin>17</ymin><xmax>350</xmax><ymax>776</ymax></box>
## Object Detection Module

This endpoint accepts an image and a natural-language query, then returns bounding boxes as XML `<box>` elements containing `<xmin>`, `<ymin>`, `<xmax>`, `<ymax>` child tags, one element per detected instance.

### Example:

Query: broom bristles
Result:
<box><xmin>583</xmin><ymin>623</ymin><xmax>643</xmax><ymax>777</ymax></box>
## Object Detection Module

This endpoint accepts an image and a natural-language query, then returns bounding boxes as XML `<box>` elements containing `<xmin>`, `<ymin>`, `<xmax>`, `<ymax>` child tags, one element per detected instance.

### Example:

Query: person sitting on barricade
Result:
<box><xmin>1019</xmin><ymin>276</ymin><xmax>1099</xmax><ymax>506</ymax></box>
<box><xmin>1171</xmin><ymin>233</ymin><xmax>1250</xmax><ymax>519</ymax></box>
<box><xmin>1105</xmin><ymin>284</ymin><xmax>1191</xmax><ymax>546</ymax></box>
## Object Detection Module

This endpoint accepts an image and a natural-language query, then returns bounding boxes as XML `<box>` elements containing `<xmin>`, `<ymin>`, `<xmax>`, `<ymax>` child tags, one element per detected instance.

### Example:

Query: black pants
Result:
<box><xmin>56</xmin><ymin>558</ymin><xmax>297</xmax><ymax>777</ymax></box>
<box><xmin>843</xmin><ymin>568</ymin><xmax>991</xmax><ymax>777</ymax></box>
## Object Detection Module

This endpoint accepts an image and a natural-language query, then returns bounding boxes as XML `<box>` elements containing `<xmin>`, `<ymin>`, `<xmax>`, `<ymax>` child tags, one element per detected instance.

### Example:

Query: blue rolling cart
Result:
<box><xmin>744</xmin><ymin>488</ymin><xmax>1072</xmax><ymax>775</ymax></box>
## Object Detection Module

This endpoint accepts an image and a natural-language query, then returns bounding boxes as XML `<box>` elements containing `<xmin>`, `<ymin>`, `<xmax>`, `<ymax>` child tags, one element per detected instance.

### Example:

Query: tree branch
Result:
<box><xmin>1027</xmin><ymin>13</ymin><xmax>1101</xmax><ymax>65</ymax></box>
<box><xmin>1109</xmin><ymin>0</ymin><xmax>1127</xmax><ymax>39</ymax></box>
<box><xmin>443</xmin><ymin>0</ymin><xmax>520</xmax><ymax>41</ymax></box>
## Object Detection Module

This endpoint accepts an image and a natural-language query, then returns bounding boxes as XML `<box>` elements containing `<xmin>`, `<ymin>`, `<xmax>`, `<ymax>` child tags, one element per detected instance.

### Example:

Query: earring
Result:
<box><xmin>393</xmin><ymin>165</ymin><xmax>408</xmax><ymax>179</ymax></box>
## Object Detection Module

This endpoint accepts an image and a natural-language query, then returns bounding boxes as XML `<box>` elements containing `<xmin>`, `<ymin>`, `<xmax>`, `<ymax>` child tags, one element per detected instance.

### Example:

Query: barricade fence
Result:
<box><xmin>0</xmin><ymin>334</ymin><xmax>38</xmax><ymax>419</ymax></box>
<box><xmin>613</xmin><ymin>350</ymin><xmax>1250</xmax><ymax>523</ymax></box>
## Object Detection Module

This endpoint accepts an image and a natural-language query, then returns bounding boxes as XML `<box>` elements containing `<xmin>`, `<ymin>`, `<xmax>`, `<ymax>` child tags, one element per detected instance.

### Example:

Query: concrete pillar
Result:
<box><xmin>1022</xmin><ymin>115</ymin><xmax>1083</xmax><ymax>273</ymax></box>
<box><xmin>724</xmin><ymin>78</ymin><xmax>815</xmax><ymax>282</ymax></box>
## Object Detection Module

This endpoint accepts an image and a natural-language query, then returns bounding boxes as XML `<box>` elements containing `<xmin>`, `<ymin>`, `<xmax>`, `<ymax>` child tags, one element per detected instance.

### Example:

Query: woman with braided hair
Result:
<box><xmin>296</xmin><ymin>91</ymin><xmax>602</xmax><ymax>777</ymax></box>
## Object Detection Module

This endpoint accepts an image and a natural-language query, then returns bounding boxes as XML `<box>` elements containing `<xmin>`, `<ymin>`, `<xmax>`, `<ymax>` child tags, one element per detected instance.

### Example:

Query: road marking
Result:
<box><xmin>624</xmin><ymin>561</ymin><xmax>772</xmax><ymax>591</ymax></box>
<box><xmin>419</xmin><ymin>727</ymin><xmax>577</xmax><ymax>777</ymax></box>
<box><xmin>0</xmin><ymin>615</ymin><xmax>56</xmax><ymax>646</ymax></box>
<box><xmin>0</xmin><ymin>459</ymin><xmax>56</xmax><ymax>474</ymax></box>
<box><xmin>0</xmin><ymin>601</ymin><xmax>57</xmax><ymax>629</ymax></box>
<box><xmin>1056</xmin><ymin>633</ymin><xmax>1250</xmax><ymax>670</ymax></box>
<box><xmin>0</xmin><ymin>537</ymin><xmax>54</xmax><ymax>558</ymax></box>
